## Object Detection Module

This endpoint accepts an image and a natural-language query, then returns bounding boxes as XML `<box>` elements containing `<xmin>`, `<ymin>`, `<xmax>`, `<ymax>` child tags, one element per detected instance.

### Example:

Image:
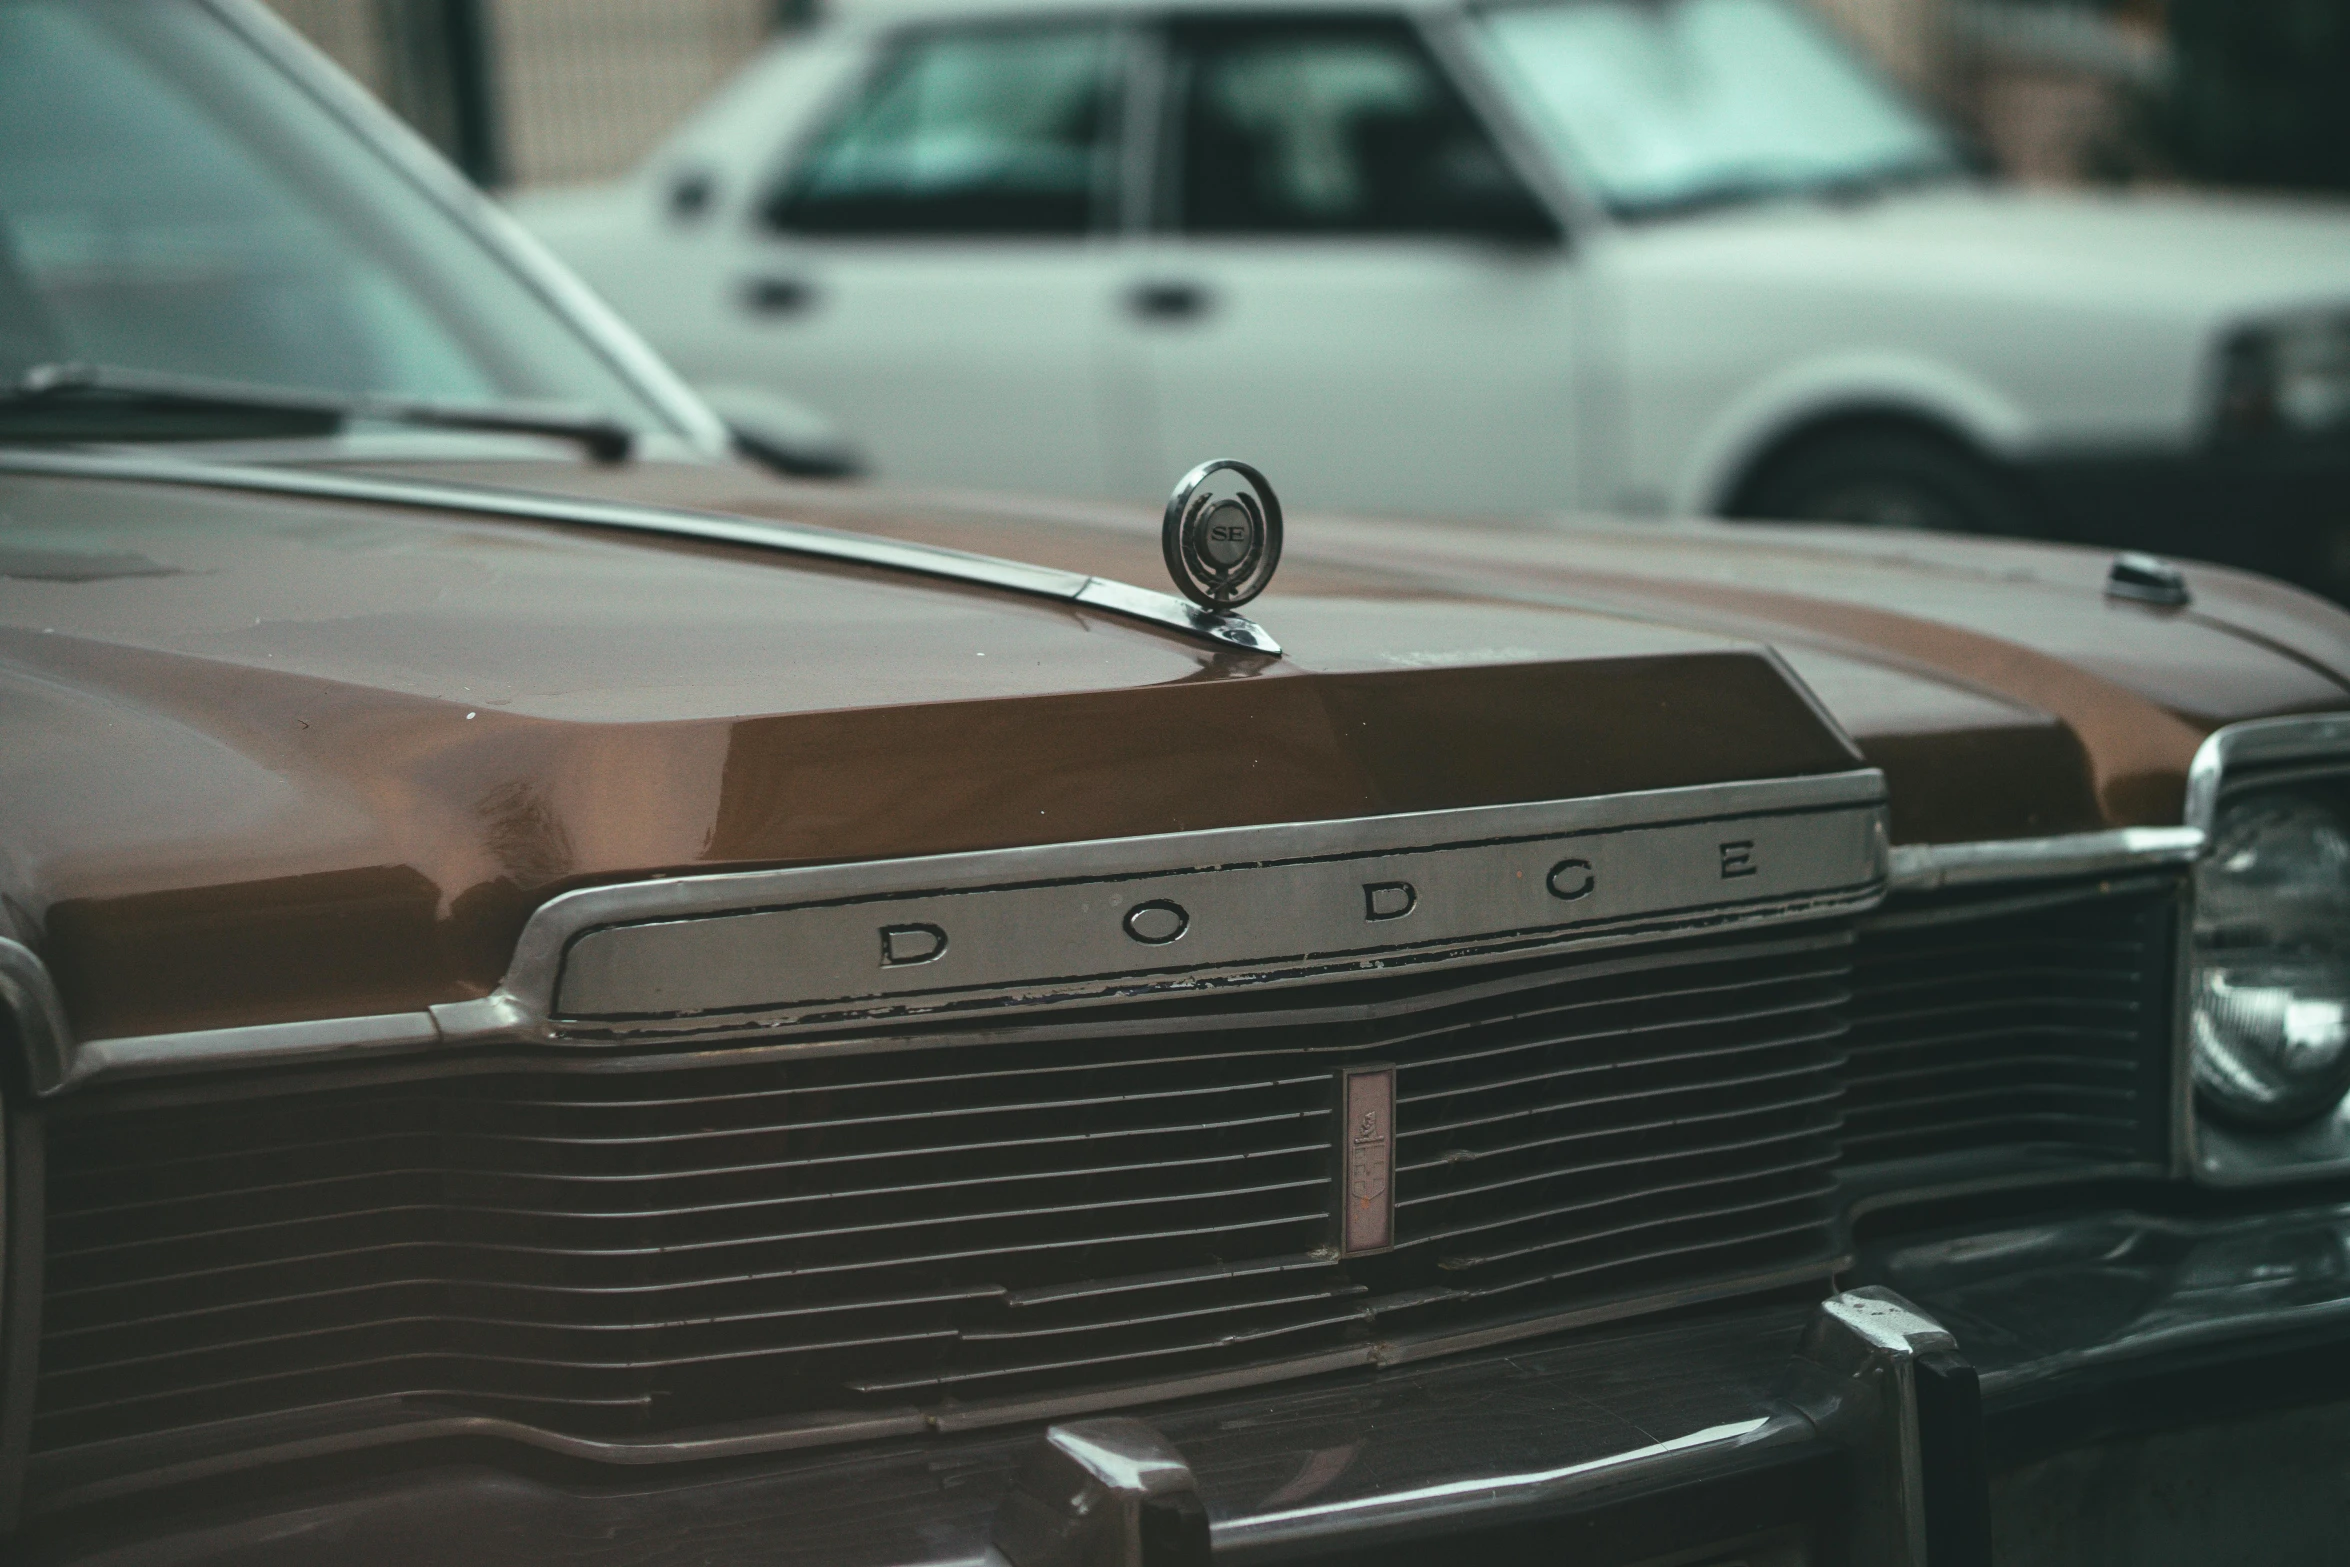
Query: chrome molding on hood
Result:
<box><xmin>1886</xmin><ymin>826</ymin><xmax>2205</xmax><ymax>892</ymax></box>
<box><xmin>11</xmin><ymin>771</ymin><xmax>1889</xmax><ymax>1093</ymax></box>
<box><xmin>0</xmin><ymin>449</ymin><xmax>1282</xmax><ymax>656</ymax></box>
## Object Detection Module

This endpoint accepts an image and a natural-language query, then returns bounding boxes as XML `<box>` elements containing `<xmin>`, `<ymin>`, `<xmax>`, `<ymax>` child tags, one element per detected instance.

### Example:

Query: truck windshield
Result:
<box><xmin>0</xmin><ymin>0</ymin><xmax>676</xmax><ymax>434</ymax></box>
<box><xmin>1474</xmin><ymin>0</ymin><xmax>1961</xmax><ymax>218</ymax></box>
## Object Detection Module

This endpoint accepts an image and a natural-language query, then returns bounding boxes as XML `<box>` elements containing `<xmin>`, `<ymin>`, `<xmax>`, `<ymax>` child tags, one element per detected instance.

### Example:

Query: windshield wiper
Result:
<box><xmin>1</xmin><ymin>363</ymin><xmax>635</xmax><ymax>463</ymax></box>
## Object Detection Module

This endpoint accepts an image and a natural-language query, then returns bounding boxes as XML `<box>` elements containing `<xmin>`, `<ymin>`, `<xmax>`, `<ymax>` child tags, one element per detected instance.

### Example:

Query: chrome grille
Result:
<box><xmin>1841</xmin><ymin>882</ymin><xmax>2178</xmax><ymax>1167</ymax></box>
<box><xmin>33</xmin><ymin>929</ymin><xmax>1851</xmax><ymax>1459</ymax></box>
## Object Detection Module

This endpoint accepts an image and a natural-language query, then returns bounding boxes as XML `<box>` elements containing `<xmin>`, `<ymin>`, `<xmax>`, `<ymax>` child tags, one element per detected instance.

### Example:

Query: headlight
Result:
<box><xmin>2192</xmin><ymin>792</ymin><xmax>2350</xmax><ymax>1126</ymax></box>
<box><xmin>2215</xmin><ymin>312</ymin><xmax>2350</xmax><ymax>440</ymax></box>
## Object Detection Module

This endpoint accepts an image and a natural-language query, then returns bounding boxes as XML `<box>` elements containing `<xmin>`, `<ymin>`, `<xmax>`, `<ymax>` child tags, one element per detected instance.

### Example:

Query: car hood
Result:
<box><xmin>0</xmin><ymin>456</ymin><xmax>1863</xmax><ymax>1040</ymax></box>
<box><xmin>7</xmin><ymin>452</ymin><xmax>2348</xmax><ymax>1043</ymax></box>
<box><xmin>1609</xmin><ymin>184</ymin><xmax>2350</xmax><ymax>322</ymax></box>
<box><xmin>466</xmin><ymin>455</ymin><xmax>2350</xmax><ymax>836</ymax></box>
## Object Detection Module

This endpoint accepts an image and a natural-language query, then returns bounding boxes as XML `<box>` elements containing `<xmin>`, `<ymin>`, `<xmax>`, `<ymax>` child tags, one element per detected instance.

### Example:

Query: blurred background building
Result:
<box><xmin>262</xmin><ymin>0</ymin><xmax>2350</xmax><ymax>198</ymax></box>
<box><xmin>265</xmin><ymin>0</ymin><xmax>782</xmax><ymax>187</ymax></box>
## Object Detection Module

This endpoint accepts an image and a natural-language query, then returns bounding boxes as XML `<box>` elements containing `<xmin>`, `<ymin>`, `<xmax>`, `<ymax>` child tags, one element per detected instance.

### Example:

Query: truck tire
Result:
<box><xmin>1732</xmin><ymin>427</ymin><xmax>2031</xmax><ymax>535</ymax></box>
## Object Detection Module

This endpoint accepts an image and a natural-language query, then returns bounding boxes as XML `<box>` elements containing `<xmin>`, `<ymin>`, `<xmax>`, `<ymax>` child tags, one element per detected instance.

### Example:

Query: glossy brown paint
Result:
<box><xmin>0</xmin><ymin>469</ymin><xmax>1857</xmax><ymax>1039</ymax></box>
<box><xmin>495</xmin><ymin>459</ymin><xmax>2350</xmax><ymax>841</ymax></box>
<box><xmin>10</xmin><ymin>449</ymin><xmax>2350</xmax><ymax>1041</ymax></box>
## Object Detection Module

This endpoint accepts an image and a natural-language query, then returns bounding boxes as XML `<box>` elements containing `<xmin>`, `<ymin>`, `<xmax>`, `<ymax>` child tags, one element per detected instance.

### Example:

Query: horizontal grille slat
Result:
<box><xmin>957</xmin><ymin>1283</ymin><xmax>1369</xmax><ymax>1345</ymax></box>
<box><xmin>1383</xmin><ymin>973</ymin><xmax>1853</xmax><ymax>1075</ymax></box>
<box><xmin>50</xmin><ymin>1113</ymin><xmax>1344</xmax><ymax>1240</ymax></box>
<box><xmin>1399</xmin><ymin>1082</ymin><xmax>1844</xmax><ymax>1172</ymax></box>
<box><xmin>1434</xmin><ymin>1178</ymin><xmax>1840</xmax><ymax>1271</ymax></box>
<box><xmin>1843</xmin><ymin>1029</ymin><xmax>2142</xmax><ymax>1058</ymax></box>
<box><xmin>1399</xmin><ymin>1120</ymin><xmax>1841</xmax><ymax>1215</ymax></box>
<box><xmin>36</xmin><ymin>930</ymin><xmax>1852</xmax><ymax>1461</ymax></box>
<box><xmin>1435</xmin><ymin>1211</ymin><xmax>1838</xmax><ymax>1304</ymax></box>
<box><xmin>53</xmin><ymin>1140</ymin><xmax>1338</xmax><ymax>1243</ymax></box>
<box><xmin>1841</xmin><ymin>884</ymin><xmax>2175</xmax><ymax>1167</ymax></box>
<box><xmin>850</xmin><ymin>1304</ymin><xmax>1376</xmax><ymax>1394</ymax></box>
<box><xmin>1400</xmin><ymin>1044</ymin><xmax>1845</xmax><ymax>1135</ymax></box>
<box><xmin>1004</xmin><ymin>1251</ymin><xmax>1338</xmax><ymax>1307</ymax></box>
<box><xmin>45</xmin><ymin>1281</ymin><xmax>1011</xmax><ymax>1345</ymax></box>
<box><xmin>1410</xmin><ymin>1153</ymin><xmax>1841</xmax><ymax>1254</ymax></box>
<box><xmin>46</xmin><ymin>1193</ymin><xmax>1342</xmax><ymax>1338</ymax></box>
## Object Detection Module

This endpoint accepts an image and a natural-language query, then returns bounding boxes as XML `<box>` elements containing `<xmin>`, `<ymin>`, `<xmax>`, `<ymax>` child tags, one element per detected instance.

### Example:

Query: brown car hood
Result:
<box><xmin>6</xmin><ymin>452</ymin><xmax>2348</xmax><ymax>1041</ymax></box>
<box><xmin>509</xmin><ymin>456</ymin><xmax>2350</xmax><ymax>835</ymax></box>
<box><xmin>2</xmin><ymin>460</ymin><xmax>1862</xmax><ymax>1039</ymax></box>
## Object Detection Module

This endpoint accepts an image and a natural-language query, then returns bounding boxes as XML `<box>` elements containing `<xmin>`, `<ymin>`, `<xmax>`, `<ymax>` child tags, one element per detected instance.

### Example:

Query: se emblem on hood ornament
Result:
<box><xmin>1163</xmin><ymin>458</ymin><xmax>1282</xmax><ymax>613</ymax></box>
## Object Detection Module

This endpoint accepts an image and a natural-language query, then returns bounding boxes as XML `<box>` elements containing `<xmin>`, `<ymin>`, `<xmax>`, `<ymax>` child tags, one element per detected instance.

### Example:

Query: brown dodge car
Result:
<box><xmin>10</xmin><ymin>2</ymin><xmax>2350</xmax><ymax>1564</ymax></box>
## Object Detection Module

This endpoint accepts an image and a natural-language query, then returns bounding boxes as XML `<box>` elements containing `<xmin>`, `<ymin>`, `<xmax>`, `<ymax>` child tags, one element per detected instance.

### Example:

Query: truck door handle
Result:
<box><xmin>1128</xmin><ymin>280</ymin><xmax>1211</xmax><ymax>321</ymax></box>
<box><xmin>742</xmin><ymin>276</ymin><xmax>817</xmax><ymax>316</ymax></box>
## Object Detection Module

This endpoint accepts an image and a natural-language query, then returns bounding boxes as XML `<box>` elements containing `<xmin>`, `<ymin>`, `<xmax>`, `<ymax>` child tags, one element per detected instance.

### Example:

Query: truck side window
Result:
<box><xmin>765</xmin><ymin>25</ymin><xmax>1122</xmax><ymax>237</ymax></box>
<box><xmin>1170</xmin><ymin>16</ymin><xmax>1556</xmax><ymax>240</ymax></box>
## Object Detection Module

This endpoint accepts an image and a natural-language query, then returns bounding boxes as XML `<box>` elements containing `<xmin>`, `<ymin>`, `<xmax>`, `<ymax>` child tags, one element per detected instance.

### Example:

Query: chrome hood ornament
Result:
<box><xmin>1163</xmin><ymin>459</ymin><xmax>1283</xmax><ymax>613</ymax></box>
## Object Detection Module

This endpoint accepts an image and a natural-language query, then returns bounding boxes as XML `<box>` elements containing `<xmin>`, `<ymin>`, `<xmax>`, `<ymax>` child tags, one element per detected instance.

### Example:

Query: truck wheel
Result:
<box><xmin>1732</xmin><ymin>428</ymin><xmax>2030</xmax><ymax>535</ymax></box>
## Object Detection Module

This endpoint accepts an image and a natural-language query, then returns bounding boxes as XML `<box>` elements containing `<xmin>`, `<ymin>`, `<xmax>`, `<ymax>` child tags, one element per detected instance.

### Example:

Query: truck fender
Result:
<box><xmin>1673</xmin><ymin>353</ymin><xmax>2037</xmax><ymax>517</ymax></box>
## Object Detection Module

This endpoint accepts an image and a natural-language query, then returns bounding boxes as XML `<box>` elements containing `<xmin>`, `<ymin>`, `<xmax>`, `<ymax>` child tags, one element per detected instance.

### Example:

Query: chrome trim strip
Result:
<box><xmin>1885</xmin><ymin>827</ymin><xmax>2204</xmax><ymax>892</ymax></box>
<box><xmin>453</xmin><ymin>769</ymin><xmax>1889</xmax><ymax>1045</ymax></box>
<box><xmin>66</xmin><ymin>1013</ymin><xmax>440</xmax><ymax>1091</ymax></box>
<box><xmin>0</xmin><ymin>941</ymin><xmax>70</xmax><ymax>1096</ymax></box>
<box><xmin>0</xmin><ymin>449</ymin><xmax>1281</xmax><ymax>655</ymax></box>
<box><xmin>4</xmin><ymin>933</ymin><xmax>449</xmax><ymax>1096</ymax></box>
<box><xmin>1216</xmin><ymin>1417</ymin><xmax>1775</xmax><ymax>1543</ymax></box>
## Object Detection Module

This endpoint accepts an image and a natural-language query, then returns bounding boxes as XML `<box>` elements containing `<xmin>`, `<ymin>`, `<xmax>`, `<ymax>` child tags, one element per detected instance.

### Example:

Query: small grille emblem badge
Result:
<box><xmin>1339</xmin><ymin>1066</ymin><xmax>1396</xmax><ymax>1255</ymax></box>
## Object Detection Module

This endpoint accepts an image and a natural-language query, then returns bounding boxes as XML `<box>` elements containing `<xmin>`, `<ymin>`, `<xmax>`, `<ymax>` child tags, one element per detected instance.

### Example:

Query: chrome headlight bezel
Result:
<box><xmin>2186</xmin><ymin>715</ymin><xmax>2350</xmax><ymax>1185</ymax></box>
<box><xmin>2190</xmin><ymin>794</ymin><xmax>2350</xmax><ymax>1126</ymax></box>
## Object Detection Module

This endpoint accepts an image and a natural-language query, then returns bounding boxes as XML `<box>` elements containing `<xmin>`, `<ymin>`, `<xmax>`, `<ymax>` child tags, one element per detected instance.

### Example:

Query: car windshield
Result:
<box><xmin>0</xmin><ymin>0</ymin><xmax>675</xmax><ymax>435</ymax></box>
<box><xmin>1473</xmin><ymin>0</ymin><xmax>1962</xmax><ymax>217</ymax></box>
